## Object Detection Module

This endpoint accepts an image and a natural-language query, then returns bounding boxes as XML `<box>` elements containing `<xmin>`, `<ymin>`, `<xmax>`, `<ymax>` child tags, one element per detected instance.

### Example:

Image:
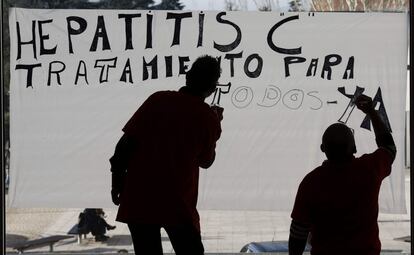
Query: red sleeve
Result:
<box><xmin>365</xmin><ymin>148</ymin><xmax>393</xmax><ymax>180</ymax></box>
<box><xmin>198</xmin><ymin>109</ymin><xmax>222</xmax><ymax>168</ymax></box>
<box><xmin>291</xmin><ymin>176</ymin><xmax>312</xmax><ymax>225</ymax></box>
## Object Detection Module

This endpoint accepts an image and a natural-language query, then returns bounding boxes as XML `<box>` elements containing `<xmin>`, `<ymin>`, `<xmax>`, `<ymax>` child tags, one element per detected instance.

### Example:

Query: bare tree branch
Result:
<box><xmin>310</xmin><ymin>0</ymin><xmax>408</xmax><ymax>11</ymax></box>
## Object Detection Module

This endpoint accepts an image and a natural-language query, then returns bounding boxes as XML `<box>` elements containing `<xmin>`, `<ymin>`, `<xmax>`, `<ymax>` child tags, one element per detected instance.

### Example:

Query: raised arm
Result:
<box><xmin>355</xmin><ymin>94</ymin><xmax>396</xmax><ymax>161</ymax></box>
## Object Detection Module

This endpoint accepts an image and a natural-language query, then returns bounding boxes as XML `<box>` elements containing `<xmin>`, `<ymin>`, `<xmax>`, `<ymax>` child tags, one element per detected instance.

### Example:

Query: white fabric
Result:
<box><xmin>8</xmin><ymin>8</ymin><xmax>408</xmax><ymax>213</ymax></box>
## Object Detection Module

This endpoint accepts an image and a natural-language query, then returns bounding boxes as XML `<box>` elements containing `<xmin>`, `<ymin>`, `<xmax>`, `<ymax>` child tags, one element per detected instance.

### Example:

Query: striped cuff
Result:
<box><xmin>290</xmin><ymin>220</ymin><xmax>310</xmax><ymax>240</ymax></box>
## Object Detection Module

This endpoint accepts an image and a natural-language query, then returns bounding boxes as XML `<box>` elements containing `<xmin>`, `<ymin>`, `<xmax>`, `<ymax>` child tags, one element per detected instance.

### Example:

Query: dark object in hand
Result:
<box><xmin>211</xmin><ymin>105</ymin><xmax>224</xmax><ymax>121</ymax></box>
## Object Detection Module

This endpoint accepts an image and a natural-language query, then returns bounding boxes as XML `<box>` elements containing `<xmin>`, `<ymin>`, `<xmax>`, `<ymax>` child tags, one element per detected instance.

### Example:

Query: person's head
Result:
<box><xmin>320</xmin><ymin>123</ymin><xmax>356</xmax><ymax>162</ymax></box>
<box><xmin>186</xmin><ymin>55</ymin><xmax>221</xmax><ymax>98</ymax></box>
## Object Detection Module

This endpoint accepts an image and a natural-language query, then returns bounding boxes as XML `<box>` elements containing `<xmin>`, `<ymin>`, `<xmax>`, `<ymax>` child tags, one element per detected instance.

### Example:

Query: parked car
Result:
<box><xmin>240</xmin><ymin>240</ymin><xmax>311</xmax><ymax>253</ymax></box>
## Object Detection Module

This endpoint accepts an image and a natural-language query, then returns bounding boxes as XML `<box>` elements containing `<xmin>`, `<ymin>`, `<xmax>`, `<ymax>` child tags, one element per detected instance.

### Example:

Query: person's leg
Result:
<box><xmin>164</xmin><ymin>224</ymin><xmax>204</xmax><ymax>255</ymax></box>
<box><xmin>95</xmin><ymin>218</ymin><xmax>107</xmax><ymax>235</ymax></box>
<box><xmin>91</xmin><ymin>217</ymin><xmax>108</xmax><ymax>241</ymax></box>
<box><xmin>128</xmin><ymin>223</ymin><xmax>163</xmax><ymax>255</ymax></box>
<box><xmin>101</xmin><ymin>218</ymin><xmax>116</xmax><ymax>230</ymax></box>
<box><xmin>93</xmin><ymin>224</ymin><xmax>108</xmax><ymax>241</ymax></box>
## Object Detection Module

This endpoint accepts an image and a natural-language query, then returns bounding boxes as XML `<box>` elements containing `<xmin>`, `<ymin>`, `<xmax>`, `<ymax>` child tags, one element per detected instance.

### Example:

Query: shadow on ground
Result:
<box><xmin>105</xmin><ymin>235</ymin><xmax>133</xmax><ymax>246</ymax></box>
<box><xmin>102</xmin><ymin>234</ymin><xmax>224</xmax><ymax>246</ymax></box>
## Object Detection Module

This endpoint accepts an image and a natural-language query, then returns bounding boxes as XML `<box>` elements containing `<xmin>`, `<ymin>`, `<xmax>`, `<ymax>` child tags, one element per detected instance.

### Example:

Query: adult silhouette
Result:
<box><xmin>109</xmin><ymin>55</ymin><xmax>223</xmax><ymax>255</ymax></box>
<box><xmin>289</xmin><ymin>94</ymin><xmax>396</xmax><ymax>255</ymax></box>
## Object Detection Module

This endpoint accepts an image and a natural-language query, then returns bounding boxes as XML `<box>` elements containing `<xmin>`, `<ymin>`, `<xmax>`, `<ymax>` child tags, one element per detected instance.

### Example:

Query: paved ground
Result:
<box><xmin>5</xmin><ymin>171</ymin><xmax>412</xmax><ymax>254</ymax></box>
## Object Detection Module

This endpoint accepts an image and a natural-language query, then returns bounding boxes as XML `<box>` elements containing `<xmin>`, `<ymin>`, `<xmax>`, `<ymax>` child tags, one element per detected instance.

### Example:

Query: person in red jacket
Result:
<box><xmin>289</xmin><ymin>94</ymin><xmax>396</xmax><ymax>255</ymax></box>
<box><xmin>109</xmin><ymin>55</ymin><xmax>223</xmax><ymax>255</ymax></box>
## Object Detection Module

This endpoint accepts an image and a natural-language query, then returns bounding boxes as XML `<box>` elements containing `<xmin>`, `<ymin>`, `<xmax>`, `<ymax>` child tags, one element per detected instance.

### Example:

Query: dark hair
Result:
<box><xmin>321</xmin><ymin>123</ymin><xmax>356</xmax><ymax>162</ymax></box>
<box><xmin>186</xmin><ymin>55</ymin><xmax>221</xmax><ymax>94</ymax></box>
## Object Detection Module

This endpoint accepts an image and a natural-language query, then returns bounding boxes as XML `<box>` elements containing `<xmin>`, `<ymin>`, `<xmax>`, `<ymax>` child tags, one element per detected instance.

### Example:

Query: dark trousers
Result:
<box><xmin>128</xmin><ymin>223</ymin><xmax>204</xmax><ymax>255</ymax></box>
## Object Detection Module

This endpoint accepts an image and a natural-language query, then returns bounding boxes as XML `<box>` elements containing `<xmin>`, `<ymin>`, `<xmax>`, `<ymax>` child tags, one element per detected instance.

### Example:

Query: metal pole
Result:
<box><xmin>0</xmin><ymin>0</ymin><xmax>5</xmax><ymax>253</ymax></box>
<box><xmin>410</xmin><ymin>0</ymin><xmax>413</xmax><ymax>253</ymax></box>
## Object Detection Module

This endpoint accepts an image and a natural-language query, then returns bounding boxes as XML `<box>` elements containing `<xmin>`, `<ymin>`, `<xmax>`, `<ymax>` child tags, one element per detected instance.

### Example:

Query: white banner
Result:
<box><xmin>8</xmin><ymin>8</ymin><xmax>408</xmax><ymax>213</ymax></box>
